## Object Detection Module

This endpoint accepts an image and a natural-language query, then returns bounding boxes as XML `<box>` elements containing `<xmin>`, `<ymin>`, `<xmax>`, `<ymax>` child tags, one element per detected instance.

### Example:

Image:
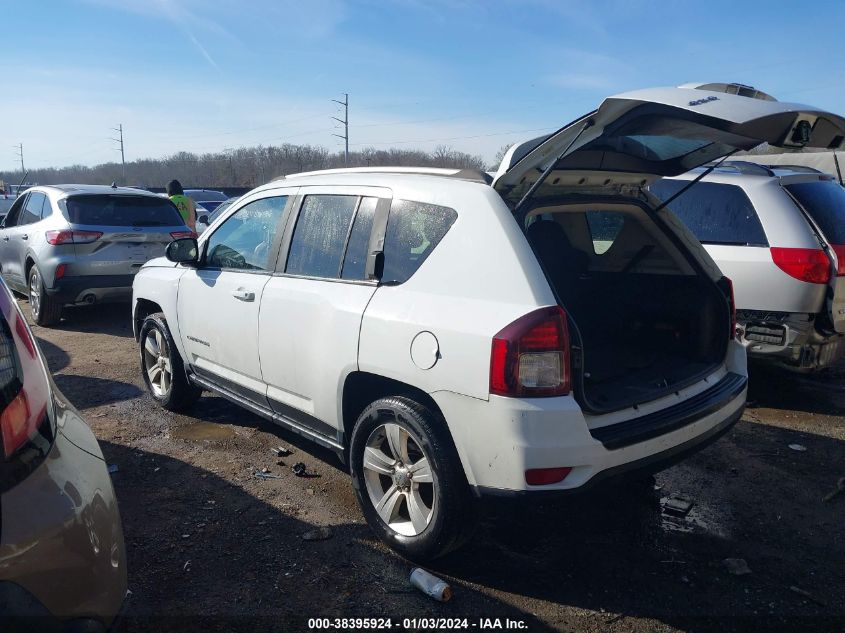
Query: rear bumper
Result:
<box><xmin>46</xmin><ymin>274</ymin><xmax>135</xmax><ymax>304</ymax></box>
<box><xmin>739</xmin><ymin>313</ymin><xmax>845</xmax><ymax>370</ymax></box>
<box><xmin>434</xmin><ymin>360</ymin><xmax>747</xmax><ymax>495</ymax></box>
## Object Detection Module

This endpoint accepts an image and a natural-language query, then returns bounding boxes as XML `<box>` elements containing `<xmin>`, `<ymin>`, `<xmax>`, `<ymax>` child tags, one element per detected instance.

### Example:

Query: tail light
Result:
<box><xmin>0</xmin><ymin>283</ymin><xmax>52</xmax><ymax>463</ymax></box>
<box><xmin>831</xmin><ymin>245</ymin><xmax>845</xmax><ymax>276</ymax></box>
<box><xmin>717</xmin><ymin>276</ymin><xmax>737</xmax><ymax>340</ymax></box>
<box><xmin>170</xmin><ymin>231</ymin><xmax>198</xmax><ymax>239</ymax></box>
<box><xmin>490</xmin><ymin>306</ymin><xmax>570</xmax><ymax>397</ymax></box>
<box><xmin>770</xmin><ymin>247</ymin><xmax>831</xmax><ymax>284</ymax></box>
<box><xmin>45</xmin><ymin>229</ymin><xmax>103</xmax><ymax>245</ymax></box>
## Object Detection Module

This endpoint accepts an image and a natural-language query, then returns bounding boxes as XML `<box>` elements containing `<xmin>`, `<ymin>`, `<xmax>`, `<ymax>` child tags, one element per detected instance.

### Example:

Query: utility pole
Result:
<box><xmin>331</xmin><ymin>93</ymin><xmax>349</xmax><ymax>166</ymax></box>
<box><xmin>13</xmin><ymin>143</ymin><xmax>24</xmax><ymax>173</ymax></box>
<box><xmin>110</xmin><ymin>124</ymin><xmax>126</xmax><ymax>184</ymax></box>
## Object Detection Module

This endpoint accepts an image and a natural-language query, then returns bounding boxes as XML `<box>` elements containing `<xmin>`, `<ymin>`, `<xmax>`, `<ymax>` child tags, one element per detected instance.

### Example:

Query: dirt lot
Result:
<box><xmin>27</xmin><ymin>302</ymin><xmax>845</xmax><ymax>633</ymax></box>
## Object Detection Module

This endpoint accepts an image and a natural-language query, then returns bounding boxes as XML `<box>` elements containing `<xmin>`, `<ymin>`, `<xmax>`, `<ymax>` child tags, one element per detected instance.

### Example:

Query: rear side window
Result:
<box><xmin>341</xmin><ymin>197</ymin><xmax>378</xmax><ymax>280</ymax></box>
<box><xmin>20</xmin><ymin>192</ymin><xmax>46</xmax><ymax>225</ymax></box>
<box><xmin>785</xmin><ymin>180</ymin><xmax>845</xmax><ymax>245</ymax></box>
<box><xmin>382</xmin><ymin>200</ymin><xmax>457</xmax><ymax>284</ymax></box>
<box><xmin>286</xmin><ymin>195</ymin><xmax>359</xmax><ymax>278</ymax></box>
<box><xmin>63</xmin><ymin>195</ymin><xmax>183</xmax><ymax>227</ymax></box>
<box><xmin>649</xmin><ymin>180</ymin><xmax>768</xmax><ymax>246</ymax></box>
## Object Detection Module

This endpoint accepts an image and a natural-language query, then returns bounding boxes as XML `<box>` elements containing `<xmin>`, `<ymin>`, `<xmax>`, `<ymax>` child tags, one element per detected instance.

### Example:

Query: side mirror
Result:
<box><xmin>198</xmin><ymin>214</ymin><xmax>209</xmax><ymax>225</ymax></box>
<box><xmin>166</xmin><ymin>238</ymin><xmax>199</xmax><ymax>265</ymax></box>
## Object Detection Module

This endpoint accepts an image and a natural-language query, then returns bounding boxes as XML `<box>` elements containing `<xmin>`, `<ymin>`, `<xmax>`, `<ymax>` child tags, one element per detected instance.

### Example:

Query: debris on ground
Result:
<box><xmin>261</xmin><ymin>467</ymin><xmax>270</xmax><ymax>474</ymax></box>
<box><xmin>789</xmin><ymin>585</ymin><xmax>827</xmax><ymax>606</ymax></box>
<box><xmin>788</xmin><ymin>443</ymin><xmax>807</xmax><ymax>452</ymax></box>
<box><xmin>722</xmin><ymin>558</ymin><xmax>752</xmax><ymax>576</ymax></box>
<box><xmin>271</xmin><ymin>446</ymin><xmax>291</xmax><ymax>457</ymax></box>
<box><xmin>301</xmin><ymin>526</ymin><xmax>333</xmax><ymax>542</ymax></box>
<box><xmin>410</xmin><ymin>568</ymin><xmax>453</xmax><ymax>602</ymax></box>
<box><xmin>107</xmin><ymin>464</ymin><xmax>119</xmax><ymax>474</ymax></box>
<box><xmin>292</xmin><ymin>462</ymin><xmax>308</xmax><ymax>477</ymax></box>
<box><xmin>662</xmin><ymin>493</ymin><xmax>694</xmax><ymax>516</ymax></box>
<box><xmin>822</xmin><ymin>477</ymin><xmax>845</xmax><ymax>503</ymax></box>
<box><xmin>254</xmin><ymin>471</ymin><xmax>283</xmax><ymax>480</ymax></box>
<box><xmin>183</xmin><ymin>560</ymin><xmax>191</xmax><ymax>572</ymax></box>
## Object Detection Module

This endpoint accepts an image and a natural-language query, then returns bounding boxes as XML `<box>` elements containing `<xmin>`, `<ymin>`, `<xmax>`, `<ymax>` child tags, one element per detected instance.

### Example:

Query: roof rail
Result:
<box><xmin>273</xmin><ymin>166</ymin><xmax>492</xmax><ymax>184</ymax></box>
<box><xmin>762</xmin><ymin>164</ymin><xmax>824</xmax><ymax>175</ymax></box>
<box><xmin>703</xmin><ymin>160</ymin><xmax>775</xmax><ymax>176</ymax></box>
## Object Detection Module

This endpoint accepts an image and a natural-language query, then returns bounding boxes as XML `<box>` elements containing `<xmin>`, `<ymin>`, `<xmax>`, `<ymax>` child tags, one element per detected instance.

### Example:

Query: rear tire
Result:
<box><xmin>139</xmin><ymin>312</ymin><xmax>201</xmax><ymax>412</ymax></box>
<box><xmin>28</xmin><ymin>265</ymin><xmax>62</xmax><ymax>326</ymax></box>
<box><xmin>350</xmin><ymin>396</ymin><xmax>475</xmax><ymax>561</ymax></box>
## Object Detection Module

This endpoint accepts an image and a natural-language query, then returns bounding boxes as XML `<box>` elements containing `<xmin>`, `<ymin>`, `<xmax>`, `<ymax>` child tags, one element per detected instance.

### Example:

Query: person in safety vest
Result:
<box><xmin>166</xmin><ymin>179</ymin><xmax>197</xmax><ymax>231</ymax></box>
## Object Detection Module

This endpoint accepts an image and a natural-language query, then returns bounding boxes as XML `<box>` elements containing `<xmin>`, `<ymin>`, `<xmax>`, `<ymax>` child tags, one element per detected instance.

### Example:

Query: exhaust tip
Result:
<box><xmin>83</xmin><ymin>294</ymin><xmax>97</xmax><ymax>305</ymax></box>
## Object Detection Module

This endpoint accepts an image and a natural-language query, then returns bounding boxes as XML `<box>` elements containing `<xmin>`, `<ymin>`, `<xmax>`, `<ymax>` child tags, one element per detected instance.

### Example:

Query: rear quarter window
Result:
<box><xmin>63</xmin><ymin>195</ymin><xmax>183</xmax><ymax>227</ymax></box>
<box><xmin>785</xmin><ymin>180</ymin><xmax>845</xmax><ymax>245</ymax></box>
<box><xmin>382</xmin><ymin>200</ymin><xmax>457</xmax><ymax>284</ymax></box>
<box><xmin>649</xmin><ymin>180</ymin><xmax>768</xmax><ymax>246</ymax></box>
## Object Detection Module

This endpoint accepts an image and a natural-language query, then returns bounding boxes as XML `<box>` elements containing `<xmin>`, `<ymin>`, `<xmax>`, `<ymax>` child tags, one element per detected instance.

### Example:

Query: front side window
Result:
<box><xmin>286</xmin><ymin>195</ymin><xmax>359</xmax><ymax>278</ymax></box>
<box><xmin>3</xmin><ymin>196</ymin><xmax>27</xmax><ymax>227</ymax></box>
<box><xmin>205</xmin><ymin>196</ymin><xmax>288</xmax><ymax>271</ymax></box>
<box><xmin>650</xmin><ymin>180</ymin><xmax>768</xmax><ymax>246</ymax></box>
<box><xmin>381</xmin><ymin>200</ymin><xmax>457</xmax><ymax>284</ymax></box>
<box><xmin>20</xmin><ymin>192</ymin><xmax>46</xmax><ymax>225</ymax></box>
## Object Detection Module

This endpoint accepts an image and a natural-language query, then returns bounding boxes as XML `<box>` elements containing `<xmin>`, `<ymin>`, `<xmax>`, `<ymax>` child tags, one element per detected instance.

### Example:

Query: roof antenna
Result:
<box><xmin>110</xmin><ymin>181</ymin><xmax>118</xmax><ymax>189</ymax></box>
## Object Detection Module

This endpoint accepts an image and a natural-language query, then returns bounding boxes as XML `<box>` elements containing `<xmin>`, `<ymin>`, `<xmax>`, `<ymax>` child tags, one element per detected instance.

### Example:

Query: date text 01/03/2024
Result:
<box><xmin>307</xmin><ymin>617</ymin><xmax>529</xmax><ymax>630</ymax></box>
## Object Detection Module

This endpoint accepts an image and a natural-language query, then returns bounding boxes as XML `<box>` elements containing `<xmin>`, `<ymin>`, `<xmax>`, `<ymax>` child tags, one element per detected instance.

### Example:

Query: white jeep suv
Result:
<box><xmin>132</xmin><ymin>84</ymin><xmax>845</xmax><ymax>560</ymax></box>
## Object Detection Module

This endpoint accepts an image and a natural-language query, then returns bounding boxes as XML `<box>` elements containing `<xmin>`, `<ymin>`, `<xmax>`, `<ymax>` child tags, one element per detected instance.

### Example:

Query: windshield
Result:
<box><xmin>785</xmin><ymin>180</ymin><xmax>845</xmax><ymax>245</ymax></box>
<box><xmin>63</xmin><ymin>195</ymin><xmax>184</xmax><ymax>227</ymax></box>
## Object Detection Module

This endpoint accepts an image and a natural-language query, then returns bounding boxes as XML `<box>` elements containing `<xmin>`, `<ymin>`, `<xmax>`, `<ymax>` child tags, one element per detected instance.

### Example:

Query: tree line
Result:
<box><xmin>0</xmin><ymin>143</ymin><xmax>490</xmax><ymax>189</ymax></box>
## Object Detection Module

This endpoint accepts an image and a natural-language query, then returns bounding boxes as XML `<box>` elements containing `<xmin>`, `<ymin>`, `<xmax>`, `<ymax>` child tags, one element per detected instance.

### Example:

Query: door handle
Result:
<box><xmin>2</xmin><ymin>236</ymin><xmax>8</xmax><ymax>241</ymax></box>
<box><xmin>232</xmin><ymin>288</ymin><xmax>255</xmax><ymax>302</ymax></box>
<box><xmin>20</xmin><ymin>234</ymin><xmax>28</xmax><ymax>240</ymax></box>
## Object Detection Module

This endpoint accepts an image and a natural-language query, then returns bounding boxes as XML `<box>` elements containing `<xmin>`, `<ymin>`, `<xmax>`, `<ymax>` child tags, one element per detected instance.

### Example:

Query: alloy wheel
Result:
<box><xmin>362</xmin><ymin>422</ymin><xmax>435</xmax><ymax>537</ymax></box>
<box><xmin>143</xmin><ymin>328</ymin><xmax>172</xmax><ymax>397</ymax></box>
<box><xmin>29</xmin><ymin>270</ymin><xmax>41</xmax><ymax>319</ymax></box>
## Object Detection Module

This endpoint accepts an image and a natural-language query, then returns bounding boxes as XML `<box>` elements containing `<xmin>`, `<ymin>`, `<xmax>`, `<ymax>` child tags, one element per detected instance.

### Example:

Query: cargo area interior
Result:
<box><xmin>526</xmin><ymin>201</ymin><xmax>729</xmax><ymax>412</ymax></box>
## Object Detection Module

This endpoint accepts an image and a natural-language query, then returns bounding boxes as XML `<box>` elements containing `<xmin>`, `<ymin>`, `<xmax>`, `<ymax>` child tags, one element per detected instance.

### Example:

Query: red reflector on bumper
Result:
<box><xmin>525</xmin><ymin>467</ymin><xmax>572</xmax><ymax>486</ymax></box>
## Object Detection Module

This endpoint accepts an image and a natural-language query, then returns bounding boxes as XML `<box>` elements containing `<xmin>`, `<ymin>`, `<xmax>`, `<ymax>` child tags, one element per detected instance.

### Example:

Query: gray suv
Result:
<box><xmin>0</xmin><ymin>185</ymin><xmax>191</xmax><ymax>326</ymax></box>
<box><xmin>652</xmin><ymin>161</ymin><xmax>845</xmax><ymax>371</ymax></box>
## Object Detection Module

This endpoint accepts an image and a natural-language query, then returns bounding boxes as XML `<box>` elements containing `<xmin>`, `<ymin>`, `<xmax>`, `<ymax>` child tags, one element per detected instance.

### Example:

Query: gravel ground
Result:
<box><xmin>26</xmin><ymin>302</ymin><xmax>845</xmax><ymax>633</ymax></box>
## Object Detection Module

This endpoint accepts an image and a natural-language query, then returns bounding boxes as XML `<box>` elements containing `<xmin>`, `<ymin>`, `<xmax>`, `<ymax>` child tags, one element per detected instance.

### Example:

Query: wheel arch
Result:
<box><xmin>341</xmin><ymin>372</ymin><xmax>448</xmax><ymax>449</ymax></box>
<box><xmin>24</xmin><ymin>256</ymin><xmax>36</xmax><ymax>281</ymax></box>
<box><xmin>133</xmin><ymin>298</ymin><xmax>163</xmax><ymax>341</ymax></box>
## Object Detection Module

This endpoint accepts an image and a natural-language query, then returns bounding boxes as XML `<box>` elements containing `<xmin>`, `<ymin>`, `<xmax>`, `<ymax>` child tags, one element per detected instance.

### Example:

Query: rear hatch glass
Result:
<box><xmin>650</xmin><ymin>180</ymin><xmax>768</xmax><ymax>246</ymax></box>
<box><xmin>63</xmin><ymin>195</ymin><xmax>184</xmax><ymax>227</ymax></box>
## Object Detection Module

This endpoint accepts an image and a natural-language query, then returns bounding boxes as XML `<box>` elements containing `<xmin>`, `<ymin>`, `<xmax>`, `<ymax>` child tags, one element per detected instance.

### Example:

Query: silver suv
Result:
<box><xmin>651</xmin><ymin>161</ymin><xmax>845</xmax><ymax>371</ymax></box>
<box><xmin>0</xmin><ymin>185</ymin><xmax>191</xmax><ymax>326</ymax></box>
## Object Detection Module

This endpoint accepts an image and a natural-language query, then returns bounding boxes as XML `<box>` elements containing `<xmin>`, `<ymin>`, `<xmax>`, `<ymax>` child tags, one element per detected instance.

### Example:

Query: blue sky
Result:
<box><xmin>2</xmin><ymin>0</ymin><xmax>844</xmax><ymax>170</ymax></box>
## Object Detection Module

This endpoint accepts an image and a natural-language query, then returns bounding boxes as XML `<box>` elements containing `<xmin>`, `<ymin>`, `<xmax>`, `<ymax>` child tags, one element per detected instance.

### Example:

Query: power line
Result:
<box><xmin>349</xmin><ymin>125</ymin><xmax>557</xmax><ymax>147</ymax></box>
<box><xmin>13</xmin><ymin>143</ymin><xmax>24</xmax><ymax>173</ymax></box>
<box><xmin>331</xmin><ymin>93</ymin><xmax>349</xmax><ymax>166</ymax></box>
<box><xmin>110</xmin><ymin>124</ymin><xmax>126</xmax><ymax>184</ymax></box>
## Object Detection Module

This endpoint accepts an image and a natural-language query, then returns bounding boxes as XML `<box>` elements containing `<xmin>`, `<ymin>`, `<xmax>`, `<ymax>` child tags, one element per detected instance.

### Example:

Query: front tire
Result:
<box><xmin>139</xmin><ymin>312</ymin><xmax>201</xmax><ymax>412</ymax></box>
<box><xmin>28</xmin><ymin>265</ymin><xmax>62</xmax><ymax>326</ymax></box>
<box><xmin>350</xmin><ymin>396</ymin><xmax>475</xmax><ymax>561</ymax></box>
